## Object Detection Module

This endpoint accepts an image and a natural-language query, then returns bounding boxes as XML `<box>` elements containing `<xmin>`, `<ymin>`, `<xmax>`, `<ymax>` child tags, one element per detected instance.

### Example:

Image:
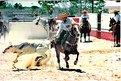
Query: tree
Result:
<box><xmin>69</xmin><ymin>1</ymin><xmax>78</xmax><ymax>16</ymax></box>
<box><xmin>0</xmin><ymin>1</ymin><xmax>6</xmax><ymax>9</ymax></box>
<box><xmin>82</xmin><ymin>0</ymin><xmax>105</xmax><ymax>13</ymax></box>
<box><xmin>38</xmin><ymin>1</ymin><xmax>53</xmax><ymax>15</ymax></box>
<box><xmin>14</xmin><ymin>3</ymin><xmax>23</xmax><ymax>9</ymax></box>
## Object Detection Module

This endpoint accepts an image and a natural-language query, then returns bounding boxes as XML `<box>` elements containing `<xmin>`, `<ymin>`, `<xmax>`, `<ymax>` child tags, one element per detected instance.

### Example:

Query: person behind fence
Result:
<box><xmin>48</xmin><ymin>8</ymin><xmax>55</xmax><ymax>31</ymax></box>
<box><xmin>80</xmin><ymin>9</ymin><xmax>91</xmax><ymax>27</ymax></box>
<box><xmin>55</xmin><ymin>12</ymin><xmax>75</xmax><ymax>46</ymax></box>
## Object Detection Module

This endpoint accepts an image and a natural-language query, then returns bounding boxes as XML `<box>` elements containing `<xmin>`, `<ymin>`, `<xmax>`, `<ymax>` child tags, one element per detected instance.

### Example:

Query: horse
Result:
<box><xmin>35</xmin><ymin>17</ymin><xmax>49</xmax><ymax>32</ymax></box>
<box><xmin>51</xmin><ymin>23</ymin><xmax>80</xmax><ymax>69</ymax></box>
<box><xmin>0</xmin><ymin>21</ymin><xmax>9</xmax><ymax>40</ymax></box>
<box><xmin>80</xmin><ymin>18</ymin><xmax>91</xmax><ymax>42</ymax></box>
<box><xmin>109</xmin><ymin>17</ymin><xmax>120</xmax><ymax>47</ymax></box>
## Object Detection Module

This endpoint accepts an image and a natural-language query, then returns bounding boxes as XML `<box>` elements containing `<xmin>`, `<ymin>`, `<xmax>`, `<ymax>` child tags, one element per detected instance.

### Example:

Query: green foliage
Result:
<box><xmin>69</xmin><ymin>1</ymin><xmax>78</xmax><ymax>16</ymax></box>
<box><xmin>14</xmin><ymin>3</ymin><xmax>23</xmax><ymax>9</ymax></box>
<box><xmin>0</xmin><ymin>1</ymin><xmax>6</xmax><ymax>9</ymax></box>
<box><xmin>81</xmin><ymin>0</ymin><xmax>105</xmax><ymax>13</ymax></box>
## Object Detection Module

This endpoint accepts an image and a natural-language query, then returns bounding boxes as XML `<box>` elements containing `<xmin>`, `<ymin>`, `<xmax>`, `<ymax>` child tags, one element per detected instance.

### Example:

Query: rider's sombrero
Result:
<box><xmin>113</xmin><ymin>10</ymin><xmax>119</xmax><ymax>14</ymax></box>
<box><xmin>57</xmin><ymin>12</ymin><xmax>70</xmax><ymax>20</ymax></box>
<box><xmin>82</xmin><ymin>9</ymin><xmax>88</xmax><ymax>13</ymax></box>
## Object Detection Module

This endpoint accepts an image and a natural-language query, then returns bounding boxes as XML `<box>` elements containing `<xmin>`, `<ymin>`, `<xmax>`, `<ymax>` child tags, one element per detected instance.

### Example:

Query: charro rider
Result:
<box><xmin>56</xmin><ymin>12</ymin><xmax>75</xmax><ymax>47</ymax></box>
<box><xmin>80</xmin><ymin>9</ymin><xmax>91</xmax><ymax>28</ymax></box>
<box><xmin>109</xmin><ymin>10</ymin><xmax>121</xmax><ymax>31</ymax></box>
<box><xmin>113</xmin><ymin>10</ymin><xmax>120</xmax><ymax>25</ymax></box>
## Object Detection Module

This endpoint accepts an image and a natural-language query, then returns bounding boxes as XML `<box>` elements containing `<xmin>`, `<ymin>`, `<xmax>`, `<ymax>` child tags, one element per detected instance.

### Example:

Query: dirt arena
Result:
<box><xmin>0</xmin><ymin>36</ymin><xmax>121</xmax><ymax>81</ymax></box>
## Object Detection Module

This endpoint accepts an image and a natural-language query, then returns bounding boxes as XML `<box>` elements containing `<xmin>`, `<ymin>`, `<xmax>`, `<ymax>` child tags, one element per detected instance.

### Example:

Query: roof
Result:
<box><xmin>104</xmin><ymin>1</ymin><xmax>120</xmax><ymax>8</ymax></box>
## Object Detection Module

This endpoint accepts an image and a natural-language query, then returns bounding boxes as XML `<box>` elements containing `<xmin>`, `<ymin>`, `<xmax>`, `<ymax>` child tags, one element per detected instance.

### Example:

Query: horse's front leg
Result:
<box><xmin>55</xmin><ymin>49</ymin><xmax>61</xmax><ymax>69</ymax></box>
<box><xmin>64</xmin><ymin>51</ymin><xmax>69</xmax><ymax>68</ymax></box>
<box><xmin>74</xmin><ymin>51</ymin><xmax>79</xmax><ymax>65</ymax></box>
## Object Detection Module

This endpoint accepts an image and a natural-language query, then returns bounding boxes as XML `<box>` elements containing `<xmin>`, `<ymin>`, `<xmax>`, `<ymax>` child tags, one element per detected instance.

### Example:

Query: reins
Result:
<box><xmin>65</xmin><ymin>31</ymin><xmax>79</xmax><ymax>46</ymax></box>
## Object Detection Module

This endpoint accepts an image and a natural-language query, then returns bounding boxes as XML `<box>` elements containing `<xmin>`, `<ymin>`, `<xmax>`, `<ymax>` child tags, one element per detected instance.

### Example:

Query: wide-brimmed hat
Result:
<box><xmin>57</xmin><ymin>12</ymin><xmax>70</xmax><ymax>20</ymax></box>
<box><xmin>82</xmin><ymin>9</ymin><xmax>87</xmax><ymax>13</ymax></box>
<box><xmin>113</xmin><ymin>10</ymin><xmax>119</xmax><ymax>14</ymax></box>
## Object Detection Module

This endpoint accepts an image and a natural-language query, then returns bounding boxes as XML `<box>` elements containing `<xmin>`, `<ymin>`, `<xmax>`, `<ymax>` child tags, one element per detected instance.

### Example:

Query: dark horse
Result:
<box><xmin>80</xmin><ymin>18</ymin><xmax>91</xmax><ymax>42</ymax></box>
<box><xmin>109</xmin><ymin>18</ymin><xmax>120</xmax><ymax>47</ymax></box>
<box><xmin>51</xmin><ymin>24</ymin><xmax>80</xmax><ymax>69</ymax></box>
<box><xmin>0</xmin><ymin>21</ymin><xmax>9</xmax><ymax>40</ymax></box>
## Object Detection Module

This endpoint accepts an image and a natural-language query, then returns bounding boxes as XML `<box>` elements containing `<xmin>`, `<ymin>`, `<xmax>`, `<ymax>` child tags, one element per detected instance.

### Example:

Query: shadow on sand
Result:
<box><xmin>84</xmin><ymin>40</ymin><xmax>93</xmax><ymax>43</ymax></box>
<box><xmin>59</xmin><ymin>67</ymin><xmax>86</xmax><ymax>73</ymax></box>
<box><xmin>12</xmin><ymin>68</ymin><xmax>41</xmax><ymax>72</ymax></box>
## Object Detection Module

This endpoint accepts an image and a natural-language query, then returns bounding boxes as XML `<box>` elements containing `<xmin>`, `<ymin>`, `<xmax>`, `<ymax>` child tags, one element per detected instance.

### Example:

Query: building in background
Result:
<box><xmin>104</xmin><ymin>0</ymin><xmax>120</xmax><ymax>13</ymax></box>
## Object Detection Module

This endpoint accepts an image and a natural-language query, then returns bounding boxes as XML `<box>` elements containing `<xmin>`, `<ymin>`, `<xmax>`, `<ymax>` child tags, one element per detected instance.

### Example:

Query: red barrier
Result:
<box><xmin>90</xmin><ymin>30</ymin><xmax>121</xmax><ymax>42</ymax></box>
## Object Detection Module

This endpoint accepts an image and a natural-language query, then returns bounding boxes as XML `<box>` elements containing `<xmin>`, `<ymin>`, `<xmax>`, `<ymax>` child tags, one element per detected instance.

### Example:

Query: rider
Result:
<box><xmin>114</xmin><ymin>10</ymin><xmax>120</xmax><ymax>24</ymax></box>
<box><xmin>48</xmin><ymin>8</ymin><xmax>55</xmax><ymax>32</ymax></box>
<box><xmin>109</xmin><ymin>10</ymin><xmax>120</xmax><ymax>31</ymax></box>
<box><xmin>56</xmin><ymin>12</ymin><xmax>75</xmax><ymax>45</ymax></box>
<box><xmin>80</xmin><ymin>9</ymin><xmax>91</xmax><ymax>28</ymax></box>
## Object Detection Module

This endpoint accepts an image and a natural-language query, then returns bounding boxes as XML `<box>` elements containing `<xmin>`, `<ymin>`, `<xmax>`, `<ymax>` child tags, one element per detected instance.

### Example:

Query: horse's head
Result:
<box><xmin>35</xmin><ymin>17</ymin><xmax>48</xmax><ymax>27</ymax></box>
<box><xmin>71</xmin><ymin>23</ymin><xmax>80</xmax><ymax>37</ymax></box>
<box><xmin>109</xmin><ymin>17</ymin><xmax>116</xmax><ymax>27</ymax></box>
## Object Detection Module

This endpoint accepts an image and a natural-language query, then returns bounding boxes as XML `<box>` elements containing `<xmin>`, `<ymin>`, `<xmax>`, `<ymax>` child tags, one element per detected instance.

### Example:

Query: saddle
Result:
<box><xmin>56</xmin><ymin>31</ymin><xmax>69</xmax><ymax>47</ymax></box>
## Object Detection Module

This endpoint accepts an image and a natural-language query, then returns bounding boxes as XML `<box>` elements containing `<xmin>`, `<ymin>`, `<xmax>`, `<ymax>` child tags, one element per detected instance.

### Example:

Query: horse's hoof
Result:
<box><xmin>66</xmin><ymin>65</ymin><xmax>69</xmax><ymax>68</ymax></box>
<box><xmin>116</xmin><ymin>44</ymin><xmax>120</xmax><ymax>47</ymax></box>
<box><xmin>74</xmin><ymin>61</ymin><xmax>77</xmax><ymax>65</ymax></box>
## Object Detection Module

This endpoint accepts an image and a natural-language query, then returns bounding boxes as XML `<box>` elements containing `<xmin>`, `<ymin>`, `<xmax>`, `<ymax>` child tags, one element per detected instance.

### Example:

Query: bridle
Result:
<box><xmin>109</xmin><ymin>18</ymin><xmax>116</xmax><ymax>27</ymax></box>
<box><xmin>65</xmin><ymin>27</ymin><xmax>79</xmax><ymax>46</ymax></box>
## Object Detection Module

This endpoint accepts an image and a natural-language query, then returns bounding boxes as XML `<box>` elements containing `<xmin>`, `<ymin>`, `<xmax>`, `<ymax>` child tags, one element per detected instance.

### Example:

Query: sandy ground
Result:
<box><xmin>0</xmin><ymin>21</ymin><xmax>121</xmax><ymax>81</ymax></box>
<box><xmin>0</xmin><ymin>36</ymin><xmax>121</xmax><ymax>81</ymax></box>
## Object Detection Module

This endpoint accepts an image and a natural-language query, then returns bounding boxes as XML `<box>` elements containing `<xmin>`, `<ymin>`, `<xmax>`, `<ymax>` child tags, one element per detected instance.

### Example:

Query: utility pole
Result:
<box><xmin>97</xmin><ymin>11</ymin><xmax>102</xmax><ymax>39</ymax></box>
<box><xmin>92</xmin><ymin>0</ymin><xmax>94</xmax><ymax>13</ymax></box>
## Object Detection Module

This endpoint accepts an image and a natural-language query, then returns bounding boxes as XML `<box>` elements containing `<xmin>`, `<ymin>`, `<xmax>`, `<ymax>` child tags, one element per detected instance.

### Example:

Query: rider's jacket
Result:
<box><xmin>80</xmin><ymin>14</ymin><xmax>89</xmax><ymax>20</ymax></box>
<box><xmin>80</xmin><ymin>14</ymin><xmax>89</xmax><ymax>26</ymax></box>
<box><xmin>114</xmin><ymin>14</ymin><xmax>121</xmax><ymax>23</ymax></box>
<box><xmin>56</xmin><ymin>18</ymin><xmax>75</xmax><ymax>36</ymax></box>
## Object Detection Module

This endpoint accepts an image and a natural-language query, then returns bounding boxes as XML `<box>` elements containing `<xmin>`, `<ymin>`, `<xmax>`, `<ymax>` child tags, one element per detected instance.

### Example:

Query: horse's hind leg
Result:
<box><xmin>74</xmin><ymin>51</ymin><xmax>79</xmax><ymax>65</ymax></box>
<box><xmin>88</xmin><ymin>32</ymin><xmax>90</xmax><ymax>42</ymax></box>
<box><xmin>80</xmin><ymin>33</ymin><xmax>82</xmax><ymax>42</ymax></box>
<box><xmin>84</xmin><ymin>32</ymin><xmax>86</xmax><ymax>42</ymax></box>
<box><xmin>116</xmin><ymin>34</ymin><xmax>120</xmax><ymax>47</ymax></box>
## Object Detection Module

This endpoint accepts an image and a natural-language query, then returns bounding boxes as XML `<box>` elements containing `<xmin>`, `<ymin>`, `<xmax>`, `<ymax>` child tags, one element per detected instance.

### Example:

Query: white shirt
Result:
<box><xmin>114</xmin><ymin>14</ymin><xmax>121</xmax><ymax>22</ymax></box>
<box><xmin>80</xmin><ymin>14</ymin><xmax>89</xmax><ymax>25</ymax></box>
<box><xmin>80</xmin><ymin>14</ymin><xmax>89</xmax><ymax>20</ymax></box>
<box><xmin>56</xmin><ymin>18</ymin><xmax>75</xmax><ymax>36</ymax></box>
<box><xmin>49</xmin><ymin>12</ymin><xmax>55</xmax><ymax>19</ymax></box>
